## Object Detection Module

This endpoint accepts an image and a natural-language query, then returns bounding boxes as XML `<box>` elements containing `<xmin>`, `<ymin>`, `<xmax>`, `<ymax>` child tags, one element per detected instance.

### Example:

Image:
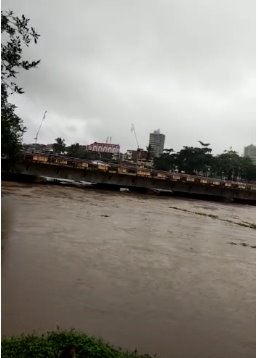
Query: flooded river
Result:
<box><xmin>1</xmin><ymin>181</ymin><xmax>256</xmax><ymax>357</ymax></box>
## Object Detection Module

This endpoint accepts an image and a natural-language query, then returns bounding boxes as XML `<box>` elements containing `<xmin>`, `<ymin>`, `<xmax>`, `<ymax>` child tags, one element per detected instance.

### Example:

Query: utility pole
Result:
<box><xmin>34</xmin><ymin>110</ymin><xmax>47</xmax><ymax>145</ymax></box>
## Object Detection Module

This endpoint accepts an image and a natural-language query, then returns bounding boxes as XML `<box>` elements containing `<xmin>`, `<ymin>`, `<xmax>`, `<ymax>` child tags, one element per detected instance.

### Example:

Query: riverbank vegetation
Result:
<box><xmin>153</xmin><ymin>146</ymin><xmax>256</xmax><ymax>181</ymax></box>
<box><xmin>2</xmin><ymin>330</ymin><xmax>156</xmax><ymax>358</ymax></box>
<box><xmin>1</xmin><ymin>10</ymin><xmax>40</xmax><ymax>161</ymax></box>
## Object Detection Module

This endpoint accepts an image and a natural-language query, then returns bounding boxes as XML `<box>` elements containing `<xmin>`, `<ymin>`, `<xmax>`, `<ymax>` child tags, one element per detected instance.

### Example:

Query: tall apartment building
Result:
<box><xmin>149</xmin><ymin>129</ymin><xmax>165</xmax><ymax>157</ymax></box>
<box><xmin>244</xmin><ymin>144</ymin><xmax>256</xmax><ymax>164</ymax></box>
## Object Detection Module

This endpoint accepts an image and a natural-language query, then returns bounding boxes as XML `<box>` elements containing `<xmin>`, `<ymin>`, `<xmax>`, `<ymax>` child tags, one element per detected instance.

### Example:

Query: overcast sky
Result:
<box><xmin>2</xmin><ymin>0</ymin><xmax>256</xmax><ymax>154</ymax></box>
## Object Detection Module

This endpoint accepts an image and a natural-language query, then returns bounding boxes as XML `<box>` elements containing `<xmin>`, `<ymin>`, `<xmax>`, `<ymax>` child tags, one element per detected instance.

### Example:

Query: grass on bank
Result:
<box><xmin>1</xmin><ymin>329</ymin><xmax>156</xmax><ymax>358</ymax></box>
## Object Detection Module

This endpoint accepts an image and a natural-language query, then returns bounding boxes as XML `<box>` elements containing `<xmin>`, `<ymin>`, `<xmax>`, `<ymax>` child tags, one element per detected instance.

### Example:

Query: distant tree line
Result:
<box><xmin>153</xmin><ymin>146</ymin><xmax>255</xmax><ymax>181</ymax></box>
<box><xmin>51</xmin><ymin>138</ymin><xmax>255</xmax><ymax>181</ymax></box>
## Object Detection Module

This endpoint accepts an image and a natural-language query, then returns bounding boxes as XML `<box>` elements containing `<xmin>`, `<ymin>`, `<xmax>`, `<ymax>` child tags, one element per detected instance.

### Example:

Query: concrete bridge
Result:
<box><xmin>2</xmin><ymin>154</ymin><xmax>256</xmax><ymax>203</ymax></box>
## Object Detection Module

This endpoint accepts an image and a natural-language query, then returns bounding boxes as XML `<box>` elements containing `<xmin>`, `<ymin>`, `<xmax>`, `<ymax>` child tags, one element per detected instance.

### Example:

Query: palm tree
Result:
<box><xmin>53</xmin><ymin>137</ymin><xmax>66</xmax><ymax>154</ymax></box>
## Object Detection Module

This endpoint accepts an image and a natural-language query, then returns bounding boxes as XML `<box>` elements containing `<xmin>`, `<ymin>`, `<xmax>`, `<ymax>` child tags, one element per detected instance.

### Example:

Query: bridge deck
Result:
<box><xmin>22</xmin><ymin>153</ymin><xmax>256</xmax><ymax>193</ymax></box>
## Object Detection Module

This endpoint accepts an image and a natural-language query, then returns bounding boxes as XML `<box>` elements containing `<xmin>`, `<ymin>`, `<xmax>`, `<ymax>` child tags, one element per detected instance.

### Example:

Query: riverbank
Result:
<box><xmin>2</xmin><ymin>330</ymin><xmax>155</xmax><ymax>357</ymax></box>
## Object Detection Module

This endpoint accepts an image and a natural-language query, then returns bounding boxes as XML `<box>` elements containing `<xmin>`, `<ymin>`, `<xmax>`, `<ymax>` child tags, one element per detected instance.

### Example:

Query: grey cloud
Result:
<box><xmin>2</xmin><ymin>0</ymin><xmax>255</xmax><ymax>154</ymax></box>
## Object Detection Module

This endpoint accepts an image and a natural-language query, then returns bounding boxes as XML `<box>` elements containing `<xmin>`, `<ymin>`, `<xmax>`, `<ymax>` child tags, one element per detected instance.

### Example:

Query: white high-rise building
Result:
<box><xmin>244</xmin><ymin>144</ymin><xmax>256</xmax><ymax>164</ymax></box>
<box><xmin>149</xmin><ymin>129</ymin><xmax>165</xmax><ymax>158</ymax></box>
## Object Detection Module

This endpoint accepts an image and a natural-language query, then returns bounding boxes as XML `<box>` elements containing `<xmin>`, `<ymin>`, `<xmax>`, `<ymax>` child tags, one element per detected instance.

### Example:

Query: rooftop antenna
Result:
<box><xmin>131</xmin><ymin>123</ymin><xmax>139</xmax><ymax>149</ymax></box>
<box><xmin>34</xmin><ymin>110</ymin><xmax>47</xmax><ymax>144</ymax></box>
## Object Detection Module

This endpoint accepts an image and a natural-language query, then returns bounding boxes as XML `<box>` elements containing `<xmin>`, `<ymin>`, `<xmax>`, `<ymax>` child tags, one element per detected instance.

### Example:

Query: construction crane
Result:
<box><xmin>131</xmin><ymin>123</ymin><xmax>139</xmax><ymax>149</ymax></box>
<box><xmin>34</xmin><ymin>110</ymin><xmax>47</xmax><ymax>144</ymax></box>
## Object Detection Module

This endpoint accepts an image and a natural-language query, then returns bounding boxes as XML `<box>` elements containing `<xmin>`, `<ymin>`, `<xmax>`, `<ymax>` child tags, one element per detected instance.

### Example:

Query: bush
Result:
<box><xmin>1</xmin><ymin>329</ymin><xmax>156</xmax><ymax>358</ymax></box>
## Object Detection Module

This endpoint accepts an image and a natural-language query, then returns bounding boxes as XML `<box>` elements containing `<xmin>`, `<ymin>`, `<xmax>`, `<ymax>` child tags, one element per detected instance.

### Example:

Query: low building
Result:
<box><xmin>23</xmin><ymin>143</ymin><xmax>46</xmax><ymax>153</ymax></box>
<box><xmin>45</xmin><ymin>144</ymin><xmax>53</xmax><ymax>151</ymax></box>
<box><xmin>126</xmin><ymin>148</ymin><xmax>148</xmax><ymax>162</ymax></box>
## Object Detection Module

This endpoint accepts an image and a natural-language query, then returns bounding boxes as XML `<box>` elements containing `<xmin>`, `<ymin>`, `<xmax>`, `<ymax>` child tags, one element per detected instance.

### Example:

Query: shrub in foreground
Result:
<box><xmin>2</xmin><ymin>329</ymin><xmax>156</xmax><ymax>358</ymax></box>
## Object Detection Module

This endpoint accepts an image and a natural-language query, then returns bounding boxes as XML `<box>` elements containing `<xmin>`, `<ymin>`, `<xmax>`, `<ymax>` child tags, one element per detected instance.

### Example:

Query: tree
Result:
<box><xmin>146</xmin><ymin>145</ymin><xmax>153</xmax><ymax>161</ymax></box>
<box><xmin>153</xmin><ymin>148</ymin><xmax>175</xmax><ymax>171</ymax></box>
<box><xmin>240</xmin><ymin>156</ymin><xmax>256</xmax><ymax>181</ymax></box>
<box><xmin>175</xmin><ymin>146</ymin><xmax>213</xmax><ymax>174</ymax></box>
<box><xmin>53</xmin><ymin>137</ymin><xmax>66</xmax><ymax>154</ymax></box>
<box><xmin>1</xmin><ymin>10</ymin><xmax>40</xmax><ymax>160</ymax></box>
<box><xmin>213</xmin><ymin>150</ymin><xmax>256</xmax><ymax>181</ymax></box>
<box><xmin>154</xmin><ymin>144</ymin><xmax>255</xmax><ymax>181</ymax></box>
<box><xmin>67</xmin><ymin>143</ymin><xmax>86</xmax><ymax>158</ymax></box>
<box><xmin>213</xmin><ymin>150</ymin><xmax>241</xmax><ymax>180</ymax></box>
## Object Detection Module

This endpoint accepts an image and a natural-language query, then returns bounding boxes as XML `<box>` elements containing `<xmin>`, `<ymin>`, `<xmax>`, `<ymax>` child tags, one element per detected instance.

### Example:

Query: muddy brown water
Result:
<box><xmin>1</xmin><ymin>181</ymin><xmax>256</xmax><ymax>357</ymax></box>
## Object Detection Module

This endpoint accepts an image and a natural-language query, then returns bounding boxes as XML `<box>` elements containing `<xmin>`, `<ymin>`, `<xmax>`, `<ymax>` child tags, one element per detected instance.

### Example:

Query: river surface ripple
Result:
<box><xmin>1</xmin><ymin>182</ymin><xmax>256</xmax><ymax>358</ymax></box>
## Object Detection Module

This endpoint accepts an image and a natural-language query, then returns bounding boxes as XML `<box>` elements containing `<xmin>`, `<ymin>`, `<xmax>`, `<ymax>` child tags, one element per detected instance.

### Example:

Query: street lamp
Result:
<box><xmin>207</xmin><ymin>166</ymin><xmax>211</xmax><ymax>177</ymax></box>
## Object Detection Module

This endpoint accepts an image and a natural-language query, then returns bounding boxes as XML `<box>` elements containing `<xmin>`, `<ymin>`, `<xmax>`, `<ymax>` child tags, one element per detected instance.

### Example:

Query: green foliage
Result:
<box><xmin>153</xmin><ymin>149</ymin><xmax>175</xmax><ymax>171</ymax></box>
<box><xmin>146</xmin><ymin>145</ymin><xmax>153</xmax><ymax>161</ymax></box>
<box><xmin>1</xmin><ymin>10</ymin><xmax>40</xmax><ymax>161</ymax></box>
<box><xmin>52</xmin><ymin>137</ymin><xmax>66</xmax><ymax>154</ymax></box>
<box><xmin>175</xmin><ymin>146</ymin><xmax>213</xmax><ymax>174</ymax></box>
<box><xmin>1</xmin><ymin>94</ymin><xmax>24</xmax><ymax>161</ymax></box>
<box><xmin>67</xmin><ymin>143</ymin><xmax>86</xmax><ymax>158</ymax></box>
<box><xmin>154</xmin><ymin>146</ymin><xmax>213</xmax><ymax>174</ymax></box>
<box><xmin>213</xmin><ymin>150</ymin><xmax>256</xmax><ymax>180</ymax></box>
<box><xmin>154</xmin><ymin>146</ymin><xmax>256</xmax><ymax>181</ymax></box>
<box><xmin>240</xmin><ymin>156</ymin><xmax>256</xmax><ymax>181</ymax></box>
<box><xmin>2</xmin><ymin>330</ymin><xmax>156</xmax><ymax>358</ymax></box>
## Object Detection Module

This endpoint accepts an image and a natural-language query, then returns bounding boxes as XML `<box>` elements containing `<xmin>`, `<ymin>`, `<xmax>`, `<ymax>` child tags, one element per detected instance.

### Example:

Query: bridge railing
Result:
<box><xmin>23</xmin><ymin>153</ymin><xmax>256</xmax><ymax>192</ymax></box>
